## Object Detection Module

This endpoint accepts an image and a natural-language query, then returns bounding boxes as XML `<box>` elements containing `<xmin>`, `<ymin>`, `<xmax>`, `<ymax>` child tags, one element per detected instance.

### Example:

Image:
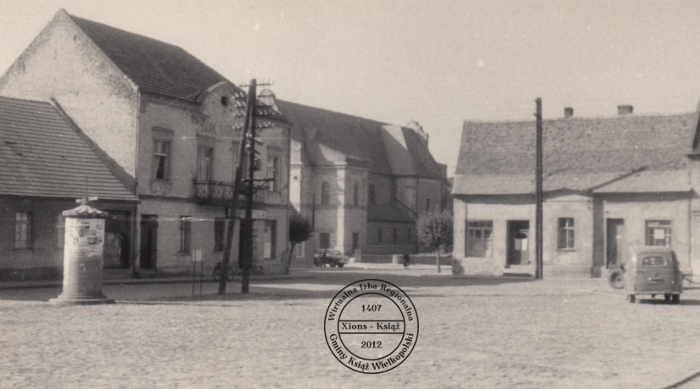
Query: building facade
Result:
<box><xmin>452</xmin><ymin>106</ymin><xmax>700</xmax><ymax>277</ymax></box>
<box><xmin>276</xmin><ymin>101</ymin><xmax>449</xmax><ymax>265</ymax></box>
<box><xmin>0</xmin><ymin>96</ymin><xmax>138</xmax><ymax>280</ymax></box>
<box><xmin>0</xmin><ymin>10</ymin><xmax>291</xmax><ymax>276</ymax></box>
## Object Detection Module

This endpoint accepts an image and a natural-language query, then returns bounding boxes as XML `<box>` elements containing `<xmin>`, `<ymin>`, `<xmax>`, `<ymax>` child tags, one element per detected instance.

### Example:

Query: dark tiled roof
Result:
<box><xmin>69</xmin><ymin>14</ymin><xmax>227</xmax><ymax>103</ymax></box>
<box><xmin>0</xmin><ymin>96</ymin><xmax>137</xmax><ymax>201</ymax></box>
<box><xmin>276</xmin><ymin>100</ymin><xmax>446</xmax><ymax>181</ymax></box>
<box><xmin>367</xmin><ymin>202</ymin><xmax>414</xmax><ymax>223</ymax></box>
<box><xmin>453</xmin><ymin>113</ymin><xmax>699</xmax><ymax>195</ymax></box>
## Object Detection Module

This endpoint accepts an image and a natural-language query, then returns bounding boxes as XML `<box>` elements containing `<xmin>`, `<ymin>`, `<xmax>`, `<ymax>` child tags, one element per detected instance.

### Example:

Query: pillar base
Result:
<box><xmin>49</xmin><ymin>293</ymin><xmax>115</xmax><ymax>305</ymax></box>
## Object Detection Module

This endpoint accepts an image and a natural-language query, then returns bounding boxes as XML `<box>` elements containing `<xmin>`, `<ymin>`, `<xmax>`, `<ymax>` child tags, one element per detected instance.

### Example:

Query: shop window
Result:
<box><xmin>646</xmin><ymin>220</ymin><xmax>672</xmax><ymax>247</ymax></box>
<box><xmin>264</xmin><ymin>220</ymin><xmax>277</xmax><ymax>259</ymax></box>
<box><xmin>352</xmin><ymin>233</ymin><xmax>359</xmax><ymax>252</ymax></box>
<box><xmin>15</xmin><ymin>212</ymin><xmax>32</xmax><ymax>250</ymax></box>
<box><xmin>467</xmin><ymin>220</ymin><xmax>493</xmax><ymax>257</ymax></box>
<box><xmin>557</xmin><ymin>218</ymin><xmax>575</xmax><ymax>249</ymax></box>
<box><xmin>179</xmin><ymin>216</ymin><xmax>191</xmax><ymax>253</ymax></box>
<box><xmin>425</xmin><ymin>198</ymin><xmax>432</xmax><ymax>213</ymax></box>
<box><xmin>378</xmin><ymin>227</ymin><xmax>383</xmax><ymax>243</ymax></box>
<box><xmin>214</xmin><ymin>218</ymin><xmax>226</xmax><ymax>252</ymax></box>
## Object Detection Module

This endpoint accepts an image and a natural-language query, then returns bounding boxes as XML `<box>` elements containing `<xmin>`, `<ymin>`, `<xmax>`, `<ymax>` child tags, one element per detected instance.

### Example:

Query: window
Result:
<box><xmin>378</xmin><ymin>227</ymin><xmax>383</xmax><ymax>243</ymax></box>
<box><xmin>425</xmin><ymin>198</ymin><xmax>432</xmax><ymax>213</ymax></box>
<box><xmin>56</xmin><ymin>214</ymin><xmax>65</xmax><ymax>249</ymax></box>
<box><xmin>467</xmin><ymin>220</ymin><xmax>493</xmax><ymax>257</ymax></box>
<box><xmin>321</xmin><ymin>182</ymin><xmax>330</xmax><ymax>205</ymax></box>
<box><xmin>646</xmin><ymin>220</ymin><xmax>672</xmax><ymax>247</ymax></box>
<box><xmin>320</xmin><ymin>233</ymin><xmax>330</xmax><ymax>249</ymax></box>
<box><xmin>368</xmin><ymin>184</ymin><xmax>376</xmax><ymax>204</ymax></box>
<box><xmin>179</xmin><ymin>216</ymin><xmax>191</xmax><ymax>253</ymax></box>
<box><xmin>264</xmin><ymin>220</ymin><xmax>277</xmax><ymax>259</ymax></box>
<box><xmin>352</xmin><ymin>233</ymin><xmax>359</xmax><ymax>252</ymax></box>
<box><xmin>408</xmin><ymin>228</ymin><xmax>412</xmax><ymax>242</ymax></box>
<box><xmin>393</xmin><ymin>227</ymin><xmax>398</xmax><ymax>243</ymax></box>
<box><xmin>214</xmin><ymin>218</ymin><xmax>226</xmax><ymax>252</ymax></box>
<box><xmin>15</xmin><ymin>212</ymin><xmax>31</xmax><ymax>249</ymax></box>
<box><xmin>197</xmin><ymin>146</ymin><xmax>213</xmax><ymax>181</ymax></box>
<box><xmin>267</xmin><ymin>156</ymin><xmax>279</xmax><ymax>191</ymax></box>
<box><xmin>295</xmin><ymin>242</ymin><xmax>305</xmax><ymax>258</ymax></box>
<box><xmin>353</xmin><ymin>183</ymin><xmax>359</xmax><ymax>206</ymax></box>
<box><xmin>153</xmin><ymin>139</ymin><xmax>171</xmax><ymax>180</ymax></box>
<box><xmin>557</xmin><ymin>218</ymin><xmax>575</xmax><ymax>249</ymax></box>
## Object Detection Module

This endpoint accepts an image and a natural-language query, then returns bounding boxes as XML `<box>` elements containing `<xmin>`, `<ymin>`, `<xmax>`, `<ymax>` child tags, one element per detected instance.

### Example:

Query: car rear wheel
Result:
<box><xmin>338</xmin><ymin>263</ymin><xmax>344</xmax><ymax>268</ymax></box>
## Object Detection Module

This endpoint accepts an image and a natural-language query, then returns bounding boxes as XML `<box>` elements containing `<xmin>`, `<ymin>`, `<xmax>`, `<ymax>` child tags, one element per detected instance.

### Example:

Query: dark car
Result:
<box><xmin>313</xmin><ymin>249</ymin><xmax>348</xmax><ymax>268</ymax></box>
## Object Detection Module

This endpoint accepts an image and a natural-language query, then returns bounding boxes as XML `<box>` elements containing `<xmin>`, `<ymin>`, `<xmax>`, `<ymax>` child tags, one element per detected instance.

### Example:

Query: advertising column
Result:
<box><xmin>50</xmin><ymin>203</ymin><xmax>115</xmax><ymax>305</ymax></box>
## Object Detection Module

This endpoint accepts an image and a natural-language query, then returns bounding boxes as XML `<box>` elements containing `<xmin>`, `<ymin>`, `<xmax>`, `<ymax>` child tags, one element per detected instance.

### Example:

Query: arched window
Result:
<box><xmin>368</xmin><ymin>183</ymin><xmax>376</xmax><ymax>204</ymax></box>
<box><xmin>321</xmin><ymin>182</ymin><xmax>330</xmax><ymax>205</ymax></box>
<box><xmin>353</xmin><ymin>182</ymin><xmax>359</xmax><ymax>206</ymax></box>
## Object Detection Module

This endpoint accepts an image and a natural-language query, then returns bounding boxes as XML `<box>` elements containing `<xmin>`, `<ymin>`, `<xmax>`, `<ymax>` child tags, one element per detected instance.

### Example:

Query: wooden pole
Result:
<box><xmin>535</xmin><ymin>98</ymin><xmax>544</xmax><ymax>279</ymax></box>
<box><xmin>241</xmin><ymin>79</ymin><xmax>257</xmax><ymax>294</ymax></box>
<box><xmin>218</xmin><ymin>80</ymin><xmax>256</xmax><ymax>295</ymax></box>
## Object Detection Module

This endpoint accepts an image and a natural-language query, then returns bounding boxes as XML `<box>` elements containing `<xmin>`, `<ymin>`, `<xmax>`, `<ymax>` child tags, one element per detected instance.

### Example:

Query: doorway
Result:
<box><xmin>606</xmin><ymin>219</ymin><xmax>625</xmax><ymax>268</ymax></box>
<box><xmin>507</xmin><ymin>221</ymin><xmax>530</xmax><ymax>267</ymax></box>
<box><xmin>104</xmin><ymin>211</ymin><xmax>131</xmax><ymax>269</ymax></box>
<box><xmin>139</xmin><ymin>215</ymin><xmax>158</xmax><ymax>269</ymax></box>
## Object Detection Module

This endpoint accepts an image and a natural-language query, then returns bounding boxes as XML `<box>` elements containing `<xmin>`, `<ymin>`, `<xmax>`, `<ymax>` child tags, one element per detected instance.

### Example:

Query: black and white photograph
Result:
<box><xmin>1</xmin><ymin>1</ymin><xmax>700</xmax><ymax>387</ymax></box>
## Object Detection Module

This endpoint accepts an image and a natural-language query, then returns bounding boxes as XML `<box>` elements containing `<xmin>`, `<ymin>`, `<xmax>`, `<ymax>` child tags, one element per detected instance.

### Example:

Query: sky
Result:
<box><xmin>1</xmin><ymin>0</ymin><xmax>699</xmax><ymax>176</ymax></box>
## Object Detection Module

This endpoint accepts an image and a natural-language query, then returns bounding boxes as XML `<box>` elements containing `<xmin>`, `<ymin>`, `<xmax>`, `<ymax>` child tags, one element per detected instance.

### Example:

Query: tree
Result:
<box><xmin>286</xmin><ymin>214</ymin><xmax>314</xmax><ymax>274</ymax></box>
<box><xmin>416</xmin><ymin>211</ymin><xmax>453</xmax><ymax>273</ymax></box>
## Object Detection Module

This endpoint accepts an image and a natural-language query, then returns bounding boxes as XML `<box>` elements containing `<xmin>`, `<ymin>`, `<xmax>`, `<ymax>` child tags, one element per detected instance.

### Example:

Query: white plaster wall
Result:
<box><xmin>0</xmin><ymin>11</ymin><xmax>138</xmax><ymax>176</ymax></box>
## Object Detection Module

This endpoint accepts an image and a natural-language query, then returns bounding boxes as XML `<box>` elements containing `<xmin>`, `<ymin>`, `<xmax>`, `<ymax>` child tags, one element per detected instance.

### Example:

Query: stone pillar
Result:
<box><xmin>50</xmin><ymin>203</ymin><xmax>115</xmax><ymax>305</ymax></box>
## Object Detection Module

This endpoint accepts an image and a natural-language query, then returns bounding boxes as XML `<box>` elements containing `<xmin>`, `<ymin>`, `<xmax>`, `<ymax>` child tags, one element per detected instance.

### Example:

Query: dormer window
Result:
<box><xmin>221</xmin><ymin>96</ymin><xmax>229</xmax><ymax>106</ymax></box>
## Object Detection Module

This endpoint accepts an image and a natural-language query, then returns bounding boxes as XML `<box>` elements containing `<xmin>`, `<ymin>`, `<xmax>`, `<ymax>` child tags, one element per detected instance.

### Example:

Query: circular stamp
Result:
<box><xmin>324</xmin><ymin>279</ymin><xmax>419</xmax><ymax>374</ymax></box>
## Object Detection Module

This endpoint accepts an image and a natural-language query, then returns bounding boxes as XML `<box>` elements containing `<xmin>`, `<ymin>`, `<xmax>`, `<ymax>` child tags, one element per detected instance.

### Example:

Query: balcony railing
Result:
<box><xmin>194</xmin><ymin>180</ymin><xmax>279</xmax><ymax>206</ymax></box>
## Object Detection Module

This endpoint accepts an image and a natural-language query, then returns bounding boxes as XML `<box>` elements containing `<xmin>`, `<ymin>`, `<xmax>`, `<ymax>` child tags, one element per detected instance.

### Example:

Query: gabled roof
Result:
<box><xmin>276</xmin><ymin>99</ymin><xmax>447</xmax><ymax>181</ymax></box>
<box><xmin>453</xmin><ymin>112</ymin><xmax>699</xmax><ymax>195</ymax></box>
<box><xmin>0</xmin><ymin>96</ymin><xmax>137</xmax><ymax>201</ymax></box>
<box><xmin>67</xmin><ymin>11</ymin><xmax>228</xmax><ymax>103</ymax></box>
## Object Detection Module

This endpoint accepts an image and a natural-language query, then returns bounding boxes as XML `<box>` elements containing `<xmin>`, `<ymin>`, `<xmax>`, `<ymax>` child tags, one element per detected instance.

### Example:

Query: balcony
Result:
<box><xmin>194</xmin><ymin>180</ymin><xmax>281</xmax><ymax>206</ymax></box>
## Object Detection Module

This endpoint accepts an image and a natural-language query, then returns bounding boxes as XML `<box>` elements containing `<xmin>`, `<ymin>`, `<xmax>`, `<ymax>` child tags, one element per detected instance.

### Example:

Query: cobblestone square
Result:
<box><xmin>1</xmin><ymin>269</ymin><xmax>699</xmax><ymax>388</ymax></box>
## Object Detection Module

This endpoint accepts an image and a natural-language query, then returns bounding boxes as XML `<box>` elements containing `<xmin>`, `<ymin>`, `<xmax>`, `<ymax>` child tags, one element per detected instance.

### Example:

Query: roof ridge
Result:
<box><xmin>464</xmin><ymin>111</ymin><xmax>699</xmax><ymax>125</ymax></box>
<box><xmin>66</xmin><ymin>13</ymin><xmax>184</xmax><ymax>52</ymax></box>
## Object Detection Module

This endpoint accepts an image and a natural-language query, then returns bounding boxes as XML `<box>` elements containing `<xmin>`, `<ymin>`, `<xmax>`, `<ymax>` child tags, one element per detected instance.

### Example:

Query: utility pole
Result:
<box><xmin>218</xmin><ymin>81</ymin><xmax>256</xmax><ymax>295</ymax></box>
<box><xmin>241</xmin><ymin>79</ymin><xmax>258</xmax><ymax>294</ymax></box>
<box><xmin>535</xmin><ymin>98</ymin><xmax>544</xmax><ymax>279</ymax></box>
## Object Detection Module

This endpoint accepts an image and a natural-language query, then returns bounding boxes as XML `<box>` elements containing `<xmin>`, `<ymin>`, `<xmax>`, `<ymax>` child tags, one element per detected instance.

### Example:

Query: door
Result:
<box><xmin>139</xmin><ymin>215</ymin><xmax>158</xmax><ymax>269</ymax></box>
<box><xmin>606</xmin><ymin>219</ymin><xmax>625</xmax><ymax>268</ymax></box>
<box><xmin>507</xmin><ymin>221</ymin><xmax>530</xmax><ymax>267</ymax></box>
<box><xmin>104</xmin><ymin>211</ymin><xmax>131</xmax><ymax>269</ymax></box>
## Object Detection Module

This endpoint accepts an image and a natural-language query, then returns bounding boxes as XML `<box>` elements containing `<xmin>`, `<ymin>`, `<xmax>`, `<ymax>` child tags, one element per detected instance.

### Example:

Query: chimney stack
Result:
<box><xmin>564</xmin><ymin>107</ymin><xmax>573</xmax><ymax>118</ymax></box>
<box><xmin>617</xmin><ymin>105</ymin><xmax>634</xmax><ymax>115</ymax></box>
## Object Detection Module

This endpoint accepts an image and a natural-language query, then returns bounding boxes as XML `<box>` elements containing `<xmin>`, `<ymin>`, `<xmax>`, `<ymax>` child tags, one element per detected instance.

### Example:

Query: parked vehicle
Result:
<box><xmin>313</xmin><ymin>249</ymin><xmax>348</xmax><ymax>268</ymax></box>
<box><xmin>622</xmin><ymin>246</ymin><xmax>683</xmax><ymax>304</ymax></box>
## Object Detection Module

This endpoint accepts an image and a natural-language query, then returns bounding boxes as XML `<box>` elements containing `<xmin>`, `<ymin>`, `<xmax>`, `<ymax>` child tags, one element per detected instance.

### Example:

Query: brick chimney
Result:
<box><xmin>564</xmin><ymin>107</ymin><xmax>573</xmax><ymax>118</ymax></box>
<box><xmin>617</xmin><ymin>105</ymin><xmax>634</xmax><ymax>115</ymax></box>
